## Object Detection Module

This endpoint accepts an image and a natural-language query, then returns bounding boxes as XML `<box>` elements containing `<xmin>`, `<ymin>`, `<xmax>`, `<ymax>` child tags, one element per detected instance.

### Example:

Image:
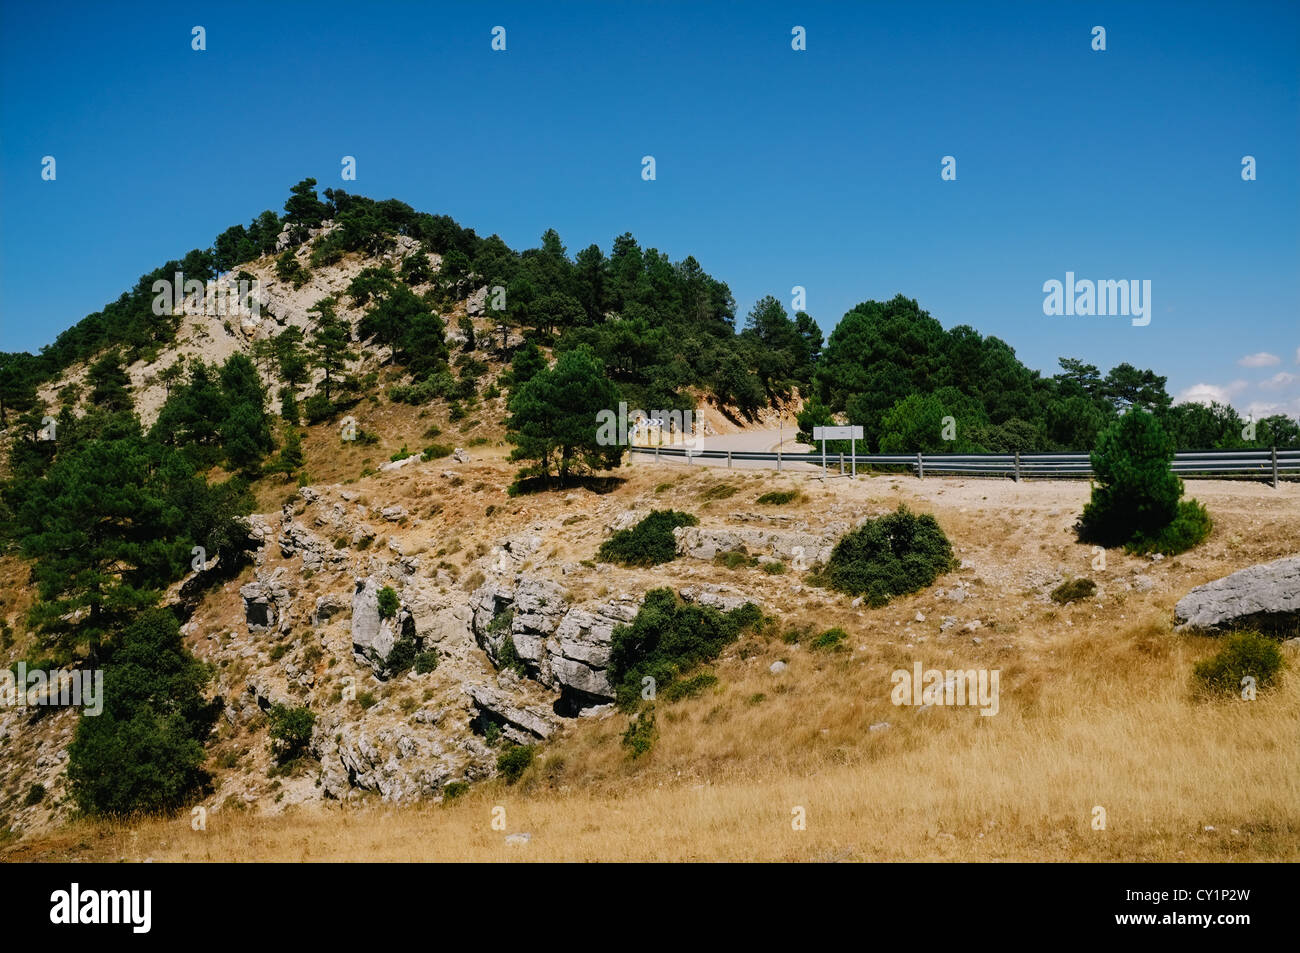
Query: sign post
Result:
<box><xmin>813</xmin><ymin>426</ymin><xmax>863</xmax><ymax>479</ymax></box>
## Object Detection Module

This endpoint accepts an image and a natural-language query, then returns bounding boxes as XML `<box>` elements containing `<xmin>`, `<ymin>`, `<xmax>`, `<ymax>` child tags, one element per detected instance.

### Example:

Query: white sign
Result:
<box><xmin>813</xmin><ymin>425</ymin><xmax>863</xmax><ymax>441</ymax></box>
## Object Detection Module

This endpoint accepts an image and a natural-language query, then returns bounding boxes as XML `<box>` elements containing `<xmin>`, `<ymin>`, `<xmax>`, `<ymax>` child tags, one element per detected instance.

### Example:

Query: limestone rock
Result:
<box><xmin>1174</xmin><ymin>555</ymin><xmax>1300</xmax><ymax>634</ymax></box>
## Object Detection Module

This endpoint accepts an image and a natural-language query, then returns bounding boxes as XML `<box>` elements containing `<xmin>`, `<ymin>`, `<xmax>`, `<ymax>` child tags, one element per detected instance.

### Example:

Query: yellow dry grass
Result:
<box><xmin>5</xmin><ymin>431</ymin><xmax>1299</xmax><ymax>862</ymax></box>
<box><xmin>10</xmin><ymin>607</ymin><xmax>1298</xmax><ymax>862</ymax></box>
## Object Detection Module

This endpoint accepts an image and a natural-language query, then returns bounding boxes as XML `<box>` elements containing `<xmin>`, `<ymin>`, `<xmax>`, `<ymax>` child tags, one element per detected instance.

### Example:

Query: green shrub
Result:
<box><xmin>304</xmin><ymin>392</ymin><xmax>335</xmax><ymax>425</ymax></box>
<box><xmin>268</xmin><ymin>704</ymin><xmax>315</xmax><ymax>763</ymax></box>
<box><xmin>1193</xmin><ymin>631</ymin><xmax>1285</xmax><ymax>698</ymax></box>
<box><xmin>821</xmin><ymin>505</ymin><xmax>956</xmax><ymax>606</ymax></box>
<box><xmin>1050</xmin><ymin>578</ymin><xmax>1096</xmax><ymax>604</ymax></box>
<box><xmin>23</xmin><ymin>783</ymin><xmax>45</xmax><ymax>807</ymax></box>
<box><xmin>810</xmin><ymin>627</ymin><xmax>849</xmax><ymax>650</ymax></box>
<box><xmin>389</xmin><ymin>445</ymin><xmax>413</xmax><ymax>462</ymax></box>
<box><xmin>386</xmin><ymin>636</ymin><xmax>417</xmax><ymax>676</ymax></box>
<box><xmin>597</xmin><ymin>510</ymin><xmax>698</xmax><ymax>567</ymax></box>
<box><xmin>661</xmin><ymin>671</ymin><xmax>718</xmax><ymax>701</ymax></box>
<box><xmin>1127</xmin><ymin>499</ymin><xmax>1212</xmax><ymax>555</ymax></box>
<box><xmin>608</xmin><ymin>588</ymin><xmax>762</xmax><ymax>709</ymax></box>
<box><xmin>377</xmin><ymin>586</ymin><xmax>400</xmax><ymax>619</ymax></box>
<box><xmin>699</xmin><ymin>483</ymin><xmax>738</xmax><ymax>501</ymax></box>
<box><xmin>497</xmin><ymin>744</ymin><xmax>535</xmax><ymax>783</ymax></box>
<box><xmin>422</xmin><ymin>443</ymin><xmax>453</xmax><ymax>460</ymax></box>
<box><xmin>442</xmin><ymin>781</ymin><xmax>469</xmax><ymax>801</ymax></box>
<box><xmin>715</xmin><ymin>549</ymin><xmax>759</xmax><ymax>570</ymax></box>
<box><xmin>1079</xmin><ymin>410</ymin><xmax>1210</xmax><ymax>555</ymax></box>
<box><xmin>497</xmin><ymin>632</ymin><xmax>528</xmax><ymax>676</ymax></box>
<box><xmin>621</xmin><ymin>708</ymin><xmax>657</xmax><ymax>758</ymax></box>
<box><xmin>762</xmin><ymin>561</ymin><xmax>786</xmax><ymax>575</ymax></box>
<box><xmin>356</xmin><ymin>690</ymin><xmax>377</xmax><ymax>709</ymax></box>
<box><xmin>757</xmin><ymin>490</ymin><xmax>799</xmax><ymax>505</ymax></box>
<box><xmin>414</xmin><ymin>649</ymin><xmax>439</xmax><ymax>674</ymax></box>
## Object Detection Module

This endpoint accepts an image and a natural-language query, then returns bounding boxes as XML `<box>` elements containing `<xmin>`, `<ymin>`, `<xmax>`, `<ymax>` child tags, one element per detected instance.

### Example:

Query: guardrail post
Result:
<box><xmin>654</xmin><ymin>446</ymin><xmax>659</xmax><ymax>464</ymax></box>
<box><xmin>1272</xmin><ymin>446</ymin><xmax>1279</xmax><ymax>488</ymax></box>
<box><xmin>838</xmin><ymin>452</ymin><xmax>844</xmax><ymax>475</ymax></box>
<box><xmin>916</xmin><ymin>451</ymin><xmax>924</xmax><ymax>479</ymax></box>
<box><xmin>727</xmin><ymin>450</ymin><xmax>732</xmax><ymax>469</ymax></box>
<box><xmin>1014</xmin><ymin>450</ymin><xmax>1021</xmax><ymax>483</ymax></box>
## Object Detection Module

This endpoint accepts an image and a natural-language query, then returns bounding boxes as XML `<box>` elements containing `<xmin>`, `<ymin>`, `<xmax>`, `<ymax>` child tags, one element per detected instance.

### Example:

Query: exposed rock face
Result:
<box><xmin>240</xmin><ymin>568</ymin><xmax>294</xmax><ymax>634</ymax></box>
<box><xmin>312</xmin><ymin>593</ymin><xmax>346</xmax><ymax>627</ymax></box>
<box><xmin>470</xmin><ymin>575</ymin><xmax>638</xmax><ymax>709</ymax></box>
<box><xmin>1174</xmin><ymin>555</ymin><xmax>1300</xmax><ymax>634</ymax></box>
<box><xmin>465</xmin><ymin>683</ymin><xmax>559</xmax><ymax>743</ymax></box>
<box><xmin>679</xmin><ymin>584</ymin><xmax>754</xmax><ymax>613</ymax></box>
<box><xmin>278</xmin><ymin>512</ymin><xmax>348</xmax><ymax>573</ymax></box>
<box><xmin>351</xmin><ymin>576</ymin><xmax>416</xmax><ymax>676</ymax></box>
<box><xmin>316</xmin><ymin>702</ymin><xmax>493</xmax><ymax>803</ymax></box>
<box><xmin>674</xmin><ymin>526</ymin><xmax>833</xmax><ymax>567</ymax></box>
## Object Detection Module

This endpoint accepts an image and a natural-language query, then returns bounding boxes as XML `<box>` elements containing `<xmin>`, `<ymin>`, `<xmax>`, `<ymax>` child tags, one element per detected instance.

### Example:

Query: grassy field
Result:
<box><xmin>5</xmin><ymin>467</ymin><xmax>1297</xmax><ymax>863</ymax></box>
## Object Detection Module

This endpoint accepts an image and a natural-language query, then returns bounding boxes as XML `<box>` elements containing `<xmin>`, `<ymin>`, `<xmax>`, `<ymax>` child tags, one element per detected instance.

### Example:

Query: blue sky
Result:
<box><xmin>2</xmin><ymin>1</ymin><xmax>1297</xmax><ymax>415</ymax></box>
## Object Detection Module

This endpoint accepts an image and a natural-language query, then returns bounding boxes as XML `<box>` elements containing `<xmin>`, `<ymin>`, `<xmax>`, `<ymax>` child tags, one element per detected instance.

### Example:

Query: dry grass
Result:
<box><xmin>10</xmin><ymin>615</ymin><xmax>1298</xmax><ymax>862</ymax></box>
<box><xmin>5</xmin><ymin>441</ymin><xmax>1299</xmax><ymax>861</ymax></box>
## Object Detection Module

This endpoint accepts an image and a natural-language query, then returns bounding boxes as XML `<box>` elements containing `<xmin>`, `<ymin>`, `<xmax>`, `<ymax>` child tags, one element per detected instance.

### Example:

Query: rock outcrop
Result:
<box><xmin>351</xmin><ymin>576</ymin><xmax>417</xmax><ymax>675</ymax></box>
<box><xmin>470</xmin><ymin>575</ymin><xmax>638</xmax><ymax>709</ymax></box>
<box><xmin>1174</xmin><ymin>554</ymin><xmax>1300</xmax><ymax>634</ymax></box>
<box><xmin>240</xmin><ymin>568</ymin><xmax>294</xmax><ymax>635</ymax></box>
<box><xmin>675</xmin><ymin>526</ymin><xmax>833</xmax><ymax>569</ymax></box>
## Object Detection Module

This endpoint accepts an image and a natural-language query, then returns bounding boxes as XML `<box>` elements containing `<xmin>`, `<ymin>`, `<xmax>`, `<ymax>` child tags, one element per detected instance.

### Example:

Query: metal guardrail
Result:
<box><xmin>630</xmin><ymin>445</ymin><xmax>1300</xmax><ymax>486</ymax></box>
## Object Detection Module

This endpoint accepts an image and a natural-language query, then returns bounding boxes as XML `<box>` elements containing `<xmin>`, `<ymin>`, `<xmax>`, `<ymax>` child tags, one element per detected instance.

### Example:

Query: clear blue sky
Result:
<box><xmin>2</xmin><ymin>1</ymin><xmax>1297</xmax><ymax>416</ymax></box>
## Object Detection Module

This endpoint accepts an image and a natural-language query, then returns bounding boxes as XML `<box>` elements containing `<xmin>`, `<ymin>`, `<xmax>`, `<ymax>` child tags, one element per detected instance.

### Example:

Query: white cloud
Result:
<box><xmin>1237</xmin><ymin>352</ymin><xmax>1281</xmax><ymax>367</ymax></box>
<box><xmin>1259</xmin><ymin>372</ymin><xmax>1298</xmax><ymax>391</ymax></box>
<box><xmin>1246</xmin><ymin>396</ymin><xmax>1300</xmax><ymax>419</ymax></box>
<box><xmin>1174</xmin><ymin>380</ymin><xmax>1248</xmax><ymax>406</ymax></box>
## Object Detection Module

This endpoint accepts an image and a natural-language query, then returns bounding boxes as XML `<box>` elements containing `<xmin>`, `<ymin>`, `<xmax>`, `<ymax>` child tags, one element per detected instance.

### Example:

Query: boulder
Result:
<box><xmin>1174</xmin><ymin>555</ymin><xmax>1300</xmax><ymax>634</ymax></box>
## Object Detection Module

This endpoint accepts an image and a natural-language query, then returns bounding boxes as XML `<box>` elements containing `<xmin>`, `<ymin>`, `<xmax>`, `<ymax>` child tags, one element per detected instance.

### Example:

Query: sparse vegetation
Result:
<box><xmin>597</xmin><ymin>510</ymin><xmax>698</xmax><ymax>567</ymax></box>
<box><xmin>1192</xmin><ymin>631</ymin><xmax>1285</xmax><ymax>698</ymax></box>
<box><xmin>810</xmin><ymin>627</ymin><xmax>849</xmax><ymax>651</ymax></box>
<box><xmin>268</xmin><ymin>704</ymin><xmax>316</xmax><ymax>764</ymax></box>
<box><xmin>377</xmin><ymin>586</ymin><xmax>400</xmax><ymax>619</ymax></box>
<box><xmin>621</xmin><ymin>708</ymin><xmax>657</xmax><ymax>758</ymax></box>
<box><xmin>757</xmin><ymin>490</ymin><xmax>799</xmax><ymax>505</ymax></box>
<box><xmin>1050</xmin><ymin>578</ymin><xmax>1097</xmax><ymax>604</ymax></box>
<box><xmin>497</xmin><ymin>744</ymin><xmax>535</xmax><ymax>783</ymax></box>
